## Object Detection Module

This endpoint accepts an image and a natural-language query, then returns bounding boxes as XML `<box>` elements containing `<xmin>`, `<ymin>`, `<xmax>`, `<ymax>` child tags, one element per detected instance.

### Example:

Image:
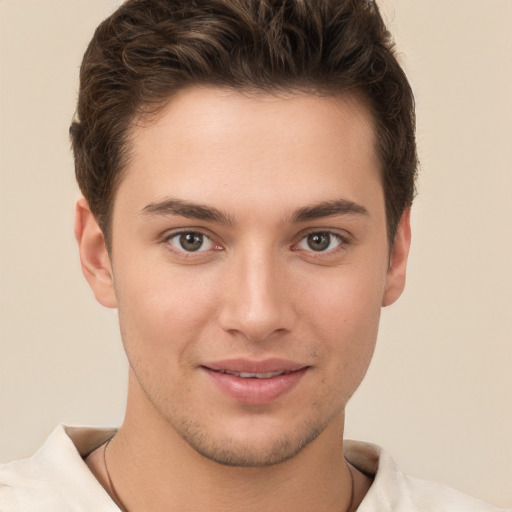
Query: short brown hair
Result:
<box><xmin>70</xmin><ymin>0</ymin><xmax>417</xmax><ymax>246</ymax></box>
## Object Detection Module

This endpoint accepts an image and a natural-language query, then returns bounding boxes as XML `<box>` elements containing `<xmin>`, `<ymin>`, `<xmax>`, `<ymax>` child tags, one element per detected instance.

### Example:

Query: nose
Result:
<box><xmin>218</xmin><ymin>247</ymin><xmax>296</xmax><ymax>343</ymax></box>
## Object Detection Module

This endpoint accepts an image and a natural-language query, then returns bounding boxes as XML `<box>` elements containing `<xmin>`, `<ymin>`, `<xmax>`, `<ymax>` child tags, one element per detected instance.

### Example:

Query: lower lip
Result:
<box><xmin>203</xmin><ymin>367</ymin><xmax>308</xmax><ymax>404</ymax></box>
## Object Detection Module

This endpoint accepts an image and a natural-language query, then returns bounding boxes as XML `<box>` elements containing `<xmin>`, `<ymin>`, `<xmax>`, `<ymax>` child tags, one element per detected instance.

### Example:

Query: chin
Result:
<box><xmin>175</xmin><ymin>415</ymin><xmax>329</xmax><ymax>467</ymax></box>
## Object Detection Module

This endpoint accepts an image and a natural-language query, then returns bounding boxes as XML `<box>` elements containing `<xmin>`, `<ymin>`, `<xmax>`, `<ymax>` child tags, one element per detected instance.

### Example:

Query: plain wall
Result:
<box><xmin>0</xmin><ymin>0</ymin><xmax>511</xmax><ymax>507</ymax></box>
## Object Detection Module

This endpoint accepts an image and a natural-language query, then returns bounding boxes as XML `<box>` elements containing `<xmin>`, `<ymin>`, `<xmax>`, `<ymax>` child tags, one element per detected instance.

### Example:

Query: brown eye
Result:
<box><xmin>168</xmin><ymin>232</ymin><xmax>214</xmax><ymax>252</ymax></box>
<box><xmin>295</xmin><ymin>231</ymin><xmax>344</xmax><ymax>253</ymax></box>
<box><xmin>306</xmin><ymin>232</ymin><xmax>331</xmax><ymax>251</ymax></box>
<box><xmin>180</xmin><ymin>233</ymin><xmax>204</xmax><ymax>251</ymax></box>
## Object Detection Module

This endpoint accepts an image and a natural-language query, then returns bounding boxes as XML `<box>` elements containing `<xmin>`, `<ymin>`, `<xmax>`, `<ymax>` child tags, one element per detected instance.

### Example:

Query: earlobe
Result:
<box><xmin>74</xmin><ymin>197</ymin><xmax>117</xmax><ymax>308</ymax></box>
<box><xmin>382</xmin><ymin>208</ymin><xmax>412</xmax><ymax>307</ymax></box>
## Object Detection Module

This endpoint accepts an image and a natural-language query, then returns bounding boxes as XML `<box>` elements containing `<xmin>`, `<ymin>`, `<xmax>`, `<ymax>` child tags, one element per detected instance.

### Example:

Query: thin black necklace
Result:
<box><xmin>103</xmin><ymin>438</ymin><xmax>130</xmax><ymax>512</ymax></box>
<box><xmin>103</xmin><ymin>439</ymin><xmax>356</xmax><ymax>512</ymax></box>
<box><xmin>345</xmin><ymin>459</ymin><xmax>356</xmax><ymax>512</ymax></box>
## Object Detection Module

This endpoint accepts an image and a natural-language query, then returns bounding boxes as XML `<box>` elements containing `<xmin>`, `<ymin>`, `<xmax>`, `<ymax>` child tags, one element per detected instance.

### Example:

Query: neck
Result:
<box><xmin>101</xmin><ymin>378</ymin><xmax>360</xmax><ymax>512</ymax></box>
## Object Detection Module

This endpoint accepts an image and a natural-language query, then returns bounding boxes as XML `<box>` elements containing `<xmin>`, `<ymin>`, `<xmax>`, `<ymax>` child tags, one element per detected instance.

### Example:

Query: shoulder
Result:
<box><xmin>0</xmin><ymin>425</ymin><xmax>117</xmax><ymax>511</ymax></box>
<box><xmin>344</xmin><ymin>440</ymin><xmax>510</xmax><ymax>512</ymax></box>
<box><xmin>398</xmin><ymin>474</ymin><xmax>509</xmax><ymax>512</ymax></box>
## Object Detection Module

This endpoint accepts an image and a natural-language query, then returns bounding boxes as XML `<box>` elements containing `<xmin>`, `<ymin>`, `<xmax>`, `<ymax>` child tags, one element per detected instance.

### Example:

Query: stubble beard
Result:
<box><xmin>136</xmin><ymin>372</ymin><xmax>336</xmax><ymax>467</ymax></box>
<box><xmin>128</xmin><ymin>351</ymin><xmax>345</xmax><ymax>468</ymax></box>
<box><xmin>176</xmin><ymin>415</ymin><xmax>329</xmax><ymax>467</ymax></box>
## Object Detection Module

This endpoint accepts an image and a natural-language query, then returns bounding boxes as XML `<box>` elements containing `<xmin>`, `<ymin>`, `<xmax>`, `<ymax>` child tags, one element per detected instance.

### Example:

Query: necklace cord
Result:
<box><xmin>345</xmin><ymin>458</ymin><xmax>356</xmax><ymax>512</ymax></box>
<box><xmin>103</xmin><ymin>438</ymin><xmax>355</xmax><ymax>512</ymax></box>
<box><xmin>103</xmin><ymin>438</ymin><xmax>129</xmax><ymax>512</ymax></box>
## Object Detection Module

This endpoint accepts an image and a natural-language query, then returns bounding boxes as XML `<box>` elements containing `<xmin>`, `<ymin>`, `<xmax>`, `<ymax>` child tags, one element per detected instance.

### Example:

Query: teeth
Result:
<box><xmin>240</xmin><ymin>371</ymin><xmax>284</xmax><ymax>379</ymax></box>
<box><xmin>221</xmin><ymin>370</ymin><xmax>286</xmax><ymax>379</ymax></box>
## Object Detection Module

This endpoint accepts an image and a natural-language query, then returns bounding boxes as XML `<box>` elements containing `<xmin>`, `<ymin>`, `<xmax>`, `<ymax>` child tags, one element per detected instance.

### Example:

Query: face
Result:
<box><xmin>77</xmin><ymin>87</ymin><xmax>410</xmax><ymax>467</ymax></box>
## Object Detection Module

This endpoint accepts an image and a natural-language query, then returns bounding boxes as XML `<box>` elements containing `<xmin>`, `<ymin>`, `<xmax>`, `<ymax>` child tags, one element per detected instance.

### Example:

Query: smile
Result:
<box><xmin>214</xmin><ymin>369</ymin><xmax>292</xmax><ymax>379</ymax></box>
<box><xmin>201</xmin><ymin>359</ymin><xmax>309</xmax><ymax>404</ymax></box>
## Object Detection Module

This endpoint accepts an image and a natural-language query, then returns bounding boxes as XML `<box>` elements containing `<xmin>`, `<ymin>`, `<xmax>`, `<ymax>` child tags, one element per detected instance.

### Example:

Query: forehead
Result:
<box><xmin>132</xmin><ymin>87</ymin><xmax>376</xmax><ymax>159</ymax></box>
<box><xmin>118</xmin><ymin>87</ymin><xmax>382</xmax><ymax>219</ymax></box>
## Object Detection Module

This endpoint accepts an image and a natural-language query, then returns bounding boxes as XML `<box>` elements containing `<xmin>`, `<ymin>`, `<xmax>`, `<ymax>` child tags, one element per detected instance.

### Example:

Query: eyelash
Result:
<box><xmin>163</xmin><ymin>230</ymin><xmax>222</xmax><ymax>255</ymax></box>
<box><xmin>161</xmin><ymin>229</ymin><xmax>351</xmax><ymax>257</ymax></box>
<box><xmin>292</xmin><ymin>230</ymin><xmax>351</xmax><ymax>256</ymax></box>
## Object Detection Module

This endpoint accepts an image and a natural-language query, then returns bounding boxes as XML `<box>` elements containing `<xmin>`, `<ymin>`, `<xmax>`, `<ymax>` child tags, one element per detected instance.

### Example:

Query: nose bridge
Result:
<box><xmin>219</xmin><ymin>242</ymin><xmax>292</xmax><ymax>341</ymax></box>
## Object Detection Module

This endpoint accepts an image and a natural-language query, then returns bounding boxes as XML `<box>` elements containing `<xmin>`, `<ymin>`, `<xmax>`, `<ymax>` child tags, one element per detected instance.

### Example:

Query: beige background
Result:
<box><xmin>1</xmin><ymin>0</ymin><xmax>511</xmax><ymax>507</ymax></box>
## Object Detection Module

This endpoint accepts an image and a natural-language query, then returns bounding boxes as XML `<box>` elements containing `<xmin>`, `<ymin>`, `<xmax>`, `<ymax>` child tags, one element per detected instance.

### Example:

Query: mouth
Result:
<box><xmin>201</xmin><ymin>359</ymin><xmax>309</xmax><ymax>404</ymax></box>
<box><xmin>209</xmin><ymin>369</ymin><xmax>297</xmax><ymax>379</ymax></box>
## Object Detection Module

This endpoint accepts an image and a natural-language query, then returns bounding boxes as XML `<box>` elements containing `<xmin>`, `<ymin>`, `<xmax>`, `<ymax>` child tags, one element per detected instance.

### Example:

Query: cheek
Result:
<box><xmin>304</xmin><ymin>258</ymin><xmax>385</xmax><ymax>332</ymax></box>
<box><xmin>302</xmin><ymin>264</ymin><xmax>385</xmax><ymax>386</ymax></box>
<box><xmin>113</xmin><ymin>262</ymin><xmax>220</xmax><ymax>365</ymax></box>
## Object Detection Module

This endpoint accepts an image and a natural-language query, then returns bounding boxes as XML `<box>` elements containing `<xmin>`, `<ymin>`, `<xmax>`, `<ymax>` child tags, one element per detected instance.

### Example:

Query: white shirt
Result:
<box><xmin>0</xmin><ymin>425</ymin><xmax>507</xmax><ymax>511</ymax></box>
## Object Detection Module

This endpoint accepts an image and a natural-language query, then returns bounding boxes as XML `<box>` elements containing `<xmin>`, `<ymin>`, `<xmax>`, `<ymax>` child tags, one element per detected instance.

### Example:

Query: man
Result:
<box><xmin>0</xmin><ymin>1</ymin><xmax>507</xmax><ymax>510</ymax></box>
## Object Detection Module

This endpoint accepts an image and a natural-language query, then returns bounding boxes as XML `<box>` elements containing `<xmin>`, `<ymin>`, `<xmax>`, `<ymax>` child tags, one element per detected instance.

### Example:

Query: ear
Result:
<box><xmin>382</xmin><ymin>208</ymin><xmax>412</xmax><ymax>307</ymax></box>
<box><xmin>74</xmin><ymin>197</ymin><xmax>117</xmax><ymax>308</ymax></box>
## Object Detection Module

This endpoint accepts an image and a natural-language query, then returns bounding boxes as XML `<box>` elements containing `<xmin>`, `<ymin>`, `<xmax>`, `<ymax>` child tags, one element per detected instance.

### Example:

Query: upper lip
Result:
<box><xmin>202</xmin><ymin>358</ymin><xmax>308</xmax><ymax>374</ymax></box>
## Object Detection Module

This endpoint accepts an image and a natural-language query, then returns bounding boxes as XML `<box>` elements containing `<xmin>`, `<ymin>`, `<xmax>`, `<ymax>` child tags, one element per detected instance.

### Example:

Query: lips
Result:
<box><xmin>203</xmin><ymin>358</ymin><xmax>306</xmax><ymax>374</ymax></box>
<box><xmin>214</xmin><ymin>369</ymin><xmax>292</xmax><ymax>379</ymax></box>
<box><xmin>201</xmin><ymin>358</ymin><xmax>309</xmax><ymax>404</ymax></box>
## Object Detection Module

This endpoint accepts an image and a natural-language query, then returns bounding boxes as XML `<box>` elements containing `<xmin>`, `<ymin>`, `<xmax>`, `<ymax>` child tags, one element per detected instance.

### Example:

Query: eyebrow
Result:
<box><xmin>141</xmin><ymin>197</ymin><xmax>368</xmax><ymax>225</ymax></box>
<box><xmin>141</xmin><ymin>198</ymin><xmax>234</xmax><ymax>225</ymax></box>
<box><xmin>291</xmin><ymin>199</ymin><xmax>369</xmax><ymax>223</ymax></box>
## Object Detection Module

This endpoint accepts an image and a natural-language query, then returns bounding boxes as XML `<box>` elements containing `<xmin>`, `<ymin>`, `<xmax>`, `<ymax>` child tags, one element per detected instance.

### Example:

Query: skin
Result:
<box><xmin>77</xmin><ymin>87</ymin><xmax>411</xmax><ymax>512</ymax></box>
